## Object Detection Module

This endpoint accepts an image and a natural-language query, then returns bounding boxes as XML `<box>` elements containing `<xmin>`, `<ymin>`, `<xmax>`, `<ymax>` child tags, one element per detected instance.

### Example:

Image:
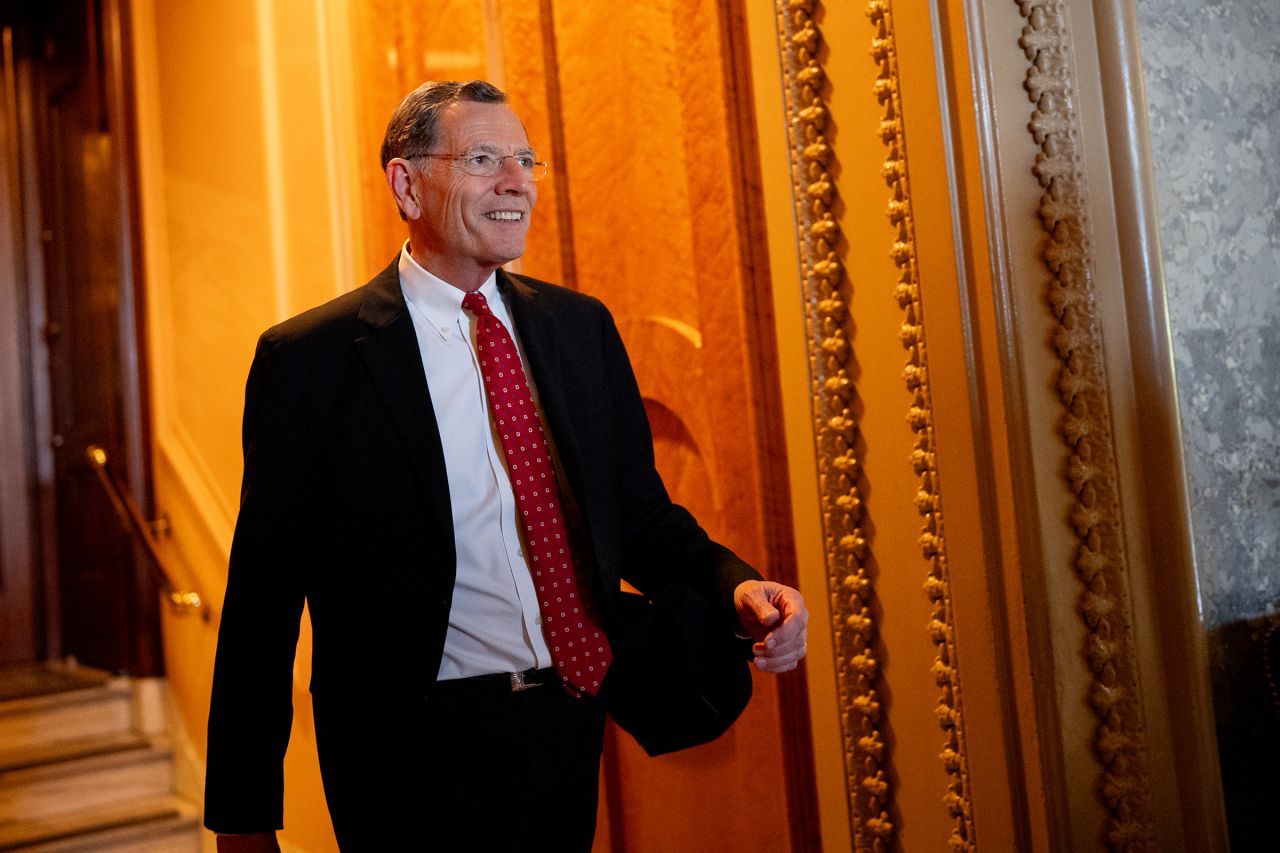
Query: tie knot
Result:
<box><xmin>461</xmin><ymin>290</ymin><xmax>491</xmax><ymax>318</ymax></box>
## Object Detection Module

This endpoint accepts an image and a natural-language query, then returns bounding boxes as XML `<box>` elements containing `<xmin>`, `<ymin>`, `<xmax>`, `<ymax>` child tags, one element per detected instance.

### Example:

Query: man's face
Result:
<box><xmin>406</xmin><ymin>101</ymin><xmax>537</xmax><ymax>287</ymax></box>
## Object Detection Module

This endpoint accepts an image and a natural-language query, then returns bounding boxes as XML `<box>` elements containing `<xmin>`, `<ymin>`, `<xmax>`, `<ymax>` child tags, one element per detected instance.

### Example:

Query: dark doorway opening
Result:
<box><xmin>0</xmin><ymin>0</ymin><xmax>159</xmax><ymax>676</ymax></box>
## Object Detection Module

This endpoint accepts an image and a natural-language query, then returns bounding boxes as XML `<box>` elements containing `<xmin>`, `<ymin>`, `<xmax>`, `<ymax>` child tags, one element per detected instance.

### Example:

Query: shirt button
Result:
<box><xmin>440</xmin><ymin>326</ymin><xmax>449</xmax><ymax>334</ymax></box>
<box><xmin>516</xmin><ymin>549</ymin><xmax>524</xmax><ymax>558</ymax></box>
<box><xmin>536</xmin><ymin>616</ymin><xmax>542</xmax><ymax>625</ymax></box>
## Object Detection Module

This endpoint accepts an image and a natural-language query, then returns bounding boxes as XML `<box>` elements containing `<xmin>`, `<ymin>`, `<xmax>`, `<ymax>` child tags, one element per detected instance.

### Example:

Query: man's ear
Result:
<box><xmin>385</xmin><ymin>158</ymin><xmax>418</xmax><ymax>220</ymax></box>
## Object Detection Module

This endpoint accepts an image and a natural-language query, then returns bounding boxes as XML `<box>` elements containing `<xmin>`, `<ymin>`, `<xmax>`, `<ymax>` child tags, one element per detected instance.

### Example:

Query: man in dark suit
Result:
<box><xmin>205</xmin><ymin>80</ymin><xmax>808</xmax><ymax>852</ymax></box>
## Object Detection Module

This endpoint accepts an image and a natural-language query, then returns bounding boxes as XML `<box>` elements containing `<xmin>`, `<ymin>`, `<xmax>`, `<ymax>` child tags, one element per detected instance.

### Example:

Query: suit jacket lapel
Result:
<box><xmin>500</xmin><ymin>270</ymin><xmax>599</xmax><ymax>553</ymax></box>
<box><xmin>354</xmin><ymin>261</ymin><xmax>455</xmax><ymax>552</ymax></box>
<box><xmin>499</xmin><ymin>270</ymin><xmax>578</xmax><ymax>467</ymax></box>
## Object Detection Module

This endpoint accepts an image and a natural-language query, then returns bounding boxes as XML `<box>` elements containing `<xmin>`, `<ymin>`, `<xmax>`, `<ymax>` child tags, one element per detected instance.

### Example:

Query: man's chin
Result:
<box><xmin>488</xmin><ymin>245</ymin><xmax>528</xmax><ymax>269</ymax></box>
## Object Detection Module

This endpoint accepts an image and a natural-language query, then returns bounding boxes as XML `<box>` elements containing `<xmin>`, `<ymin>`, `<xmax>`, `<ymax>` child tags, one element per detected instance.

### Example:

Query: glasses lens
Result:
<box><xmin>446</xmin><ymin>154</ymin><xmax>547</xmax><ymax>181</ymax></box>
<box><xmin>463</xmin><ymin>154</ymin><xmax>499</xmax><ymax>176</ymax></box>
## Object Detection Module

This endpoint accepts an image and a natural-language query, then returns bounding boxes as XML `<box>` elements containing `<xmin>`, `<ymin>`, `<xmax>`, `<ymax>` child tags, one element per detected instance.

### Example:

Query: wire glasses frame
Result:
<box><xmin>426</xmin><ymin>151</ymin><xmax>550</xmax><ymax>182</ymax></box>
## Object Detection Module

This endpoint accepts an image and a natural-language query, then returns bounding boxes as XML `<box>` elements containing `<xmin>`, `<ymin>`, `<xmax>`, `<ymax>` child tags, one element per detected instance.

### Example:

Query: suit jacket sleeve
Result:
<box><xmin>204</xmin><ymin>331</ymin><xmax>312</xmax><ymax>833</ymax></box>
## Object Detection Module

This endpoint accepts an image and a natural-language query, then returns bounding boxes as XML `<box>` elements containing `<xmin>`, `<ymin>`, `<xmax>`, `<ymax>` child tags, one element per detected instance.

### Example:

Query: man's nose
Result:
<box><xmin>494</xmin><ymin>157</ymin><xmax>532</xmax><ymax>192</ymax></box>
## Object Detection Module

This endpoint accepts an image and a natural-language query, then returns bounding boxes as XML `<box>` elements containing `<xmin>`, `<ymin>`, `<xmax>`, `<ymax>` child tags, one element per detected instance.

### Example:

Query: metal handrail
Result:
<box><xmin>85</xmin><ymin>445</ymin><xmax>207</xmax><ymax>620</ymax></box>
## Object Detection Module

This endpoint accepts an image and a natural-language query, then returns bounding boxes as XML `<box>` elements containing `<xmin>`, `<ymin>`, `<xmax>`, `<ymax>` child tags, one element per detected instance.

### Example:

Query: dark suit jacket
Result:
<box><xmin>203</xmin><ymin>260</ymin><xmax>758</xmax><ymax>840</ymax></box>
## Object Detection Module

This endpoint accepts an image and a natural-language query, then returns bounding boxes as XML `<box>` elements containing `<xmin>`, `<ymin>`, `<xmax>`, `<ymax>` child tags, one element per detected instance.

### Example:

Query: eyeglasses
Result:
<box><xmin>426</xmin><ymin>150</ymin><xmax>550</xmax><ymax>182</ymax></box>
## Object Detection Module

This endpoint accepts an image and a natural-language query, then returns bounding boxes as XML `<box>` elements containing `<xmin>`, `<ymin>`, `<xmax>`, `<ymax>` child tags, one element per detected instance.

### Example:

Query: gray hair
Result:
<box><xmin>379</xmin><ymin>80</ymin><xmax>508</xmax><ymax>170</ymax></box>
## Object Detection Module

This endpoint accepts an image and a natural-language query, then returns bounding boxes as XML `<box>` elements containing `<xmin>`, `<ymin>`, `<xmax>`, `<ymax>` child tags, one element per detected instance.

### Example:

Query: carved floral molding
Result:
<box><xmin>867</xmin><ymin>3</ymin><xmax>975</xmax><ymax>850</ymax></box>
<box><xmin>1015</xmin><ymin>1</ymin><xmax>1155</xmax><ymax>849</ymax></box>
<box><xmin>774</xmin><ymin>0</ymin><xmax>893</xmax><ymax>847</ymax></box>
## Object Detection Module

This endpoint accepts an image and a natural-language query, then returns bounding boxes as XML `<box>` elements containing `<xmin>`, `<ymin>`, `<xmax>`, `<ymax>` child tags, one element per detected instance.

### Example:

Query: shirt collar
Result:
<box><xmin>398</xmin><ymin>241</ymin><xmax>501</xmax><ymax>340</ymax></box>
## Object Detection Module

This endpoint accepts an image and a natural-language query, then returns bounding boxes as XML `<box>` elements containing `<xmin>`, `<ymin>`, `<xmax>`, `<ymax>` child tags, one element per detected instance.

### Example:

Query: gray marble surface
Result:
<box><xmin>1136</xmin><ymin>0</ymin><xmax>1280</xmax><ymax>630</ymax></box>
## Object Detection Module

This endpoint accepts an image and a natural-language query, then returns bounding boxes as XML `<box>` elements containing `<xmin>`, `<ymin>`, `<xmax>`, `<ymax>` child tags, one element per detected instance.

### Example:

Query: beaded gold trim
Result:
<box><xmin>774</xmin><ymin>0</ymin><xmax>892</xmax><ymax>848</ymax></box>
<box><xmin>867</xmin><ymin>3</ymin><xmax>975</xmax><ymax>850</ymax></box>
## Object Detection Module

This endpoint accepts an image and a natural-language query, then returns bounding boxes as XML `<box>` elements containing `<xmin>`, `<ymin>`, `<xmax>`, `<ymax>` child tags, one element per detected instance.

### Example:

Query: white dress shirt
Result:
<box><xmin>397</xmin><ymin>245</ymin><xmax>554</xmax><ymax>679</ymax></box>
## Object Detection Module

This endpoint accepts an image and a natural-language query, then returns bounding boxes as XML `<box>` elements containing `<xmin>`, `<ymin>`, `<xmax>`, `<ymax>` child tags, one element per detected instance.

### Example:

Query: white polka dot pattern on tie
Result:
<box><xmin>462</xmin><ymin>290</ymin><xmax>612</xmax><ymax>697</ymax></box>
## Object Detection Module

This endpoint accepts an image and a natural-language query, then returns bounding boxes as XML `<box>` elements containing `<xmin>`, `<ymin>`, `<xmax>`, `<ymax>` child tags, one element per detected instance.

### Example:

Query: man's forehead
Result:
<box><xmin>438</xmin><ymin>101</ymin><xmax>530</xmax><ymax>147</ymax></box>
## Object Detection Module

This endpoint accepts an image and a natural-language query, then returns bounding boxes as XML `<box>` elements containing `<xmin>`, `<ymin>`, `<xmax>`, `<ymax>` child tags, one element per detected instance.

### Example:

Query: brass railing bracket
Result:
<box><xmin>85</xmin><ymin>444</ymin><xmax>208</xmax><ymax>621</ymax></box>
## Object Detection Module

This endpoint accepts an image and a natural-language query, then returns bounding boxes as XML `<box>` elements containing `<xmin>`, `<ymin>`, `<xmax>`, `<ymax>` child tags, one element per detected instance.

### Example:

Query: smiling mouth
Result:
<box><xmin>485</xmin><ymin>211</ymin><xmax>524</xmax><ymax>221</ymax></box>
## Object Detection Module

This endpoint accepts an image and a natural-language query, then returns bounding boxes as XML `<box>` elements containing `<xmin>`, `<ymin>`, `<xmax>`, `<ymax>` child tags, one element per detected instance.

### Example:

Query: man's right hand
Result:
<box><xmin>216</xmin><ymin>833</ymin><xmax>281</xmax><ymax>853</ymax></box>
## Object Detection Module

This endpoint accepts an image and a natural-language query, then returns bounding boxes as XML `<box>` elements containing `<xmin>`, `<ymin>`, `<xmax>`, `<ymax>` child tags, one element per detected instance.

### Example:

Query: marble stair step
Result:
<box><xmin>0</xmin><ymin>683</ymin><xmax>132</xmax><ymax>752</ymax></box>
<box><xmin>0</xmin><ymin>733</ymin><xmax>173</xmax><ymax>822</ymax></box>
<box><xmin>0</xmin><ymin>794</ymin><xmax>199</xmax><ymax>852</ymax></box>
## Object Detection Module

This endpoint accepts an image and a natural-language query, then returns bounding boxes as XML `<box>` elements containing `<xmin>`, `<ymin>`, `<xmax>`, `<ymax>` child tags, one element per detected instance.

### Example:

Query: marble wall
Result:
<box><xmin>1135</xmin><ymin>0</ymin><xmax>1280</xmax><ymax>629</ymax></box>
<box><xmin>1136</xmin><ymin>4</ymin><xmax>1280</xmax><ymax>844</ymax></box>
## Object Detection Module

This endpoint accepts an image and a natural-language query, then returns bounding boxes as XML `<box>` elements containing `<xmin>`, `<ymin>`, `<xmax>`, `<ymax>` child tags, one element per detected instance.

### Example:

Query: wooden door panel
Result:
<box><xmin>35</xmin><ymin>2</ymin><xmax>158</xmax><ymax>675</ymax></box>
<box><xmin>0</xmin><ymin>11</ymin><xmax>40</xmax><ymax>665</ymax></box>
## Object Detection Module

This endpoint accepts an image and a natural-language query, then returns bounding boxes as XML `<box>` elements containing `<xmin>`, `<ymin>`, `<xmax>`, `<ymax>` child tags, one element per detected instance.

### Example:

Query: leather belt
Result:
<box><xmin>439</xmin><ymin>667</ymin><xmax>558</xmax><ymax>693</ymax></box>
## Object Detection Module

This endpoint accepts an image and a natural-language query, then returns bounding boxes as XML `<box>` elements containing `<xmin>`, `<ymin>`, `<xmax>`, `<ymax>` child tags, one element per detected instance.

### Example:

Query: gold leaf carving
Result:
<box><xmin>866</xmin><ymin>2</ymin><xmax>975</xmax><ymax>850</ymax></box>
<box><xmin>1015</xmin><ymin>2</ymin><xmax>1156</xmax><ymax>849</ymax></box>
<box><xmin>774</xmin><ymin>0</ymin><xmax>892</xmax><ymax>846</ymax></box>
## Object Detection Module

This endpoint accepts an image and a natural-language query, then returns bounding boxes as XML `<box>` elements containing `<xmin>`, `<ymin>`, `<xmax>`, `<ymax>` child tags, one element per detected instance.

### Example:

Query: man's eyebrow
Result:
<box><xmin>462</xmin><ymin>143</ymin><xmax>536</xmax><ymax>156</ymax></box>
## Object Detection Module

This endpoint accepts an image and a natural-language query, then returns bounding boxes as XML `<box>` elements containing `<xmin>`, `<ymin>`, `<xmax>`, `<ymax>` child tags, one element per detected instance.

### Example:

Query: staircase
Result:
<box><xmin>0</xmin><ymin>663</ymin><xmax>200</xmax><ymax>852</ymax></box>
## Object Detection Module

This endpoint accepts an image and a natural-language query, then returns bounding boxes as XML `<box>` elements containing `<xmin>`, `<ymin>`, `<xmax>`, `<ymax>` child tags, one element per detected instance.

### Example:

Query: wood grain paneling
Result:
<box><xmin>549</xmin><ymin>1</ymin><xmax>795</xmax><ymax>849</ymax></box>
<box><xmin>347</xmin><ymin>0</ymin><xmax>490</xmax><ymax>278</ymax></box>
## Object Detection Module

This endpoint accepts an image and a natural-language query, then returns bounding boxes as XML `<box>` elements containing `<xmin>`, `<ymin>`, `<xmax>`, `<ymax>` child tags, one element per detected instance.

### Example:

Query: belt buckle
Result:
<box><xmin>509</xmin><ymin>670</ymin><xmax>543</xmax><ymax>692</ymax></box>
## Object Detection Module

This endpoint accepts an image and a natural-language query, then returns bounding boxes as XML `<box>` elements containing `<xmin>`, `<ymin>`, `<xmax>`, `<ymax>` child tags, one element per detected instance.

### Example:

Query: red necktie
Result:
<box><xmin>462</xmin><ymin>289</ymin><xmax>612</xmax><ymax>697</ymax></box>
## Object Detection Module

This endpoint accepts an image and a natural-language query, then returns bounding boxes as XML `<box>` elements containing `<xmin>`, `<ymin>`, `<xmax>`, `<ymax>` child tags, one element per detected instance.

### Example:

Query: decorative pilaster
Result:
<box><xmin>1015</xmin><ymin>2</ymin><xmax>1155</xmax><ymax>849</ymax></box>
